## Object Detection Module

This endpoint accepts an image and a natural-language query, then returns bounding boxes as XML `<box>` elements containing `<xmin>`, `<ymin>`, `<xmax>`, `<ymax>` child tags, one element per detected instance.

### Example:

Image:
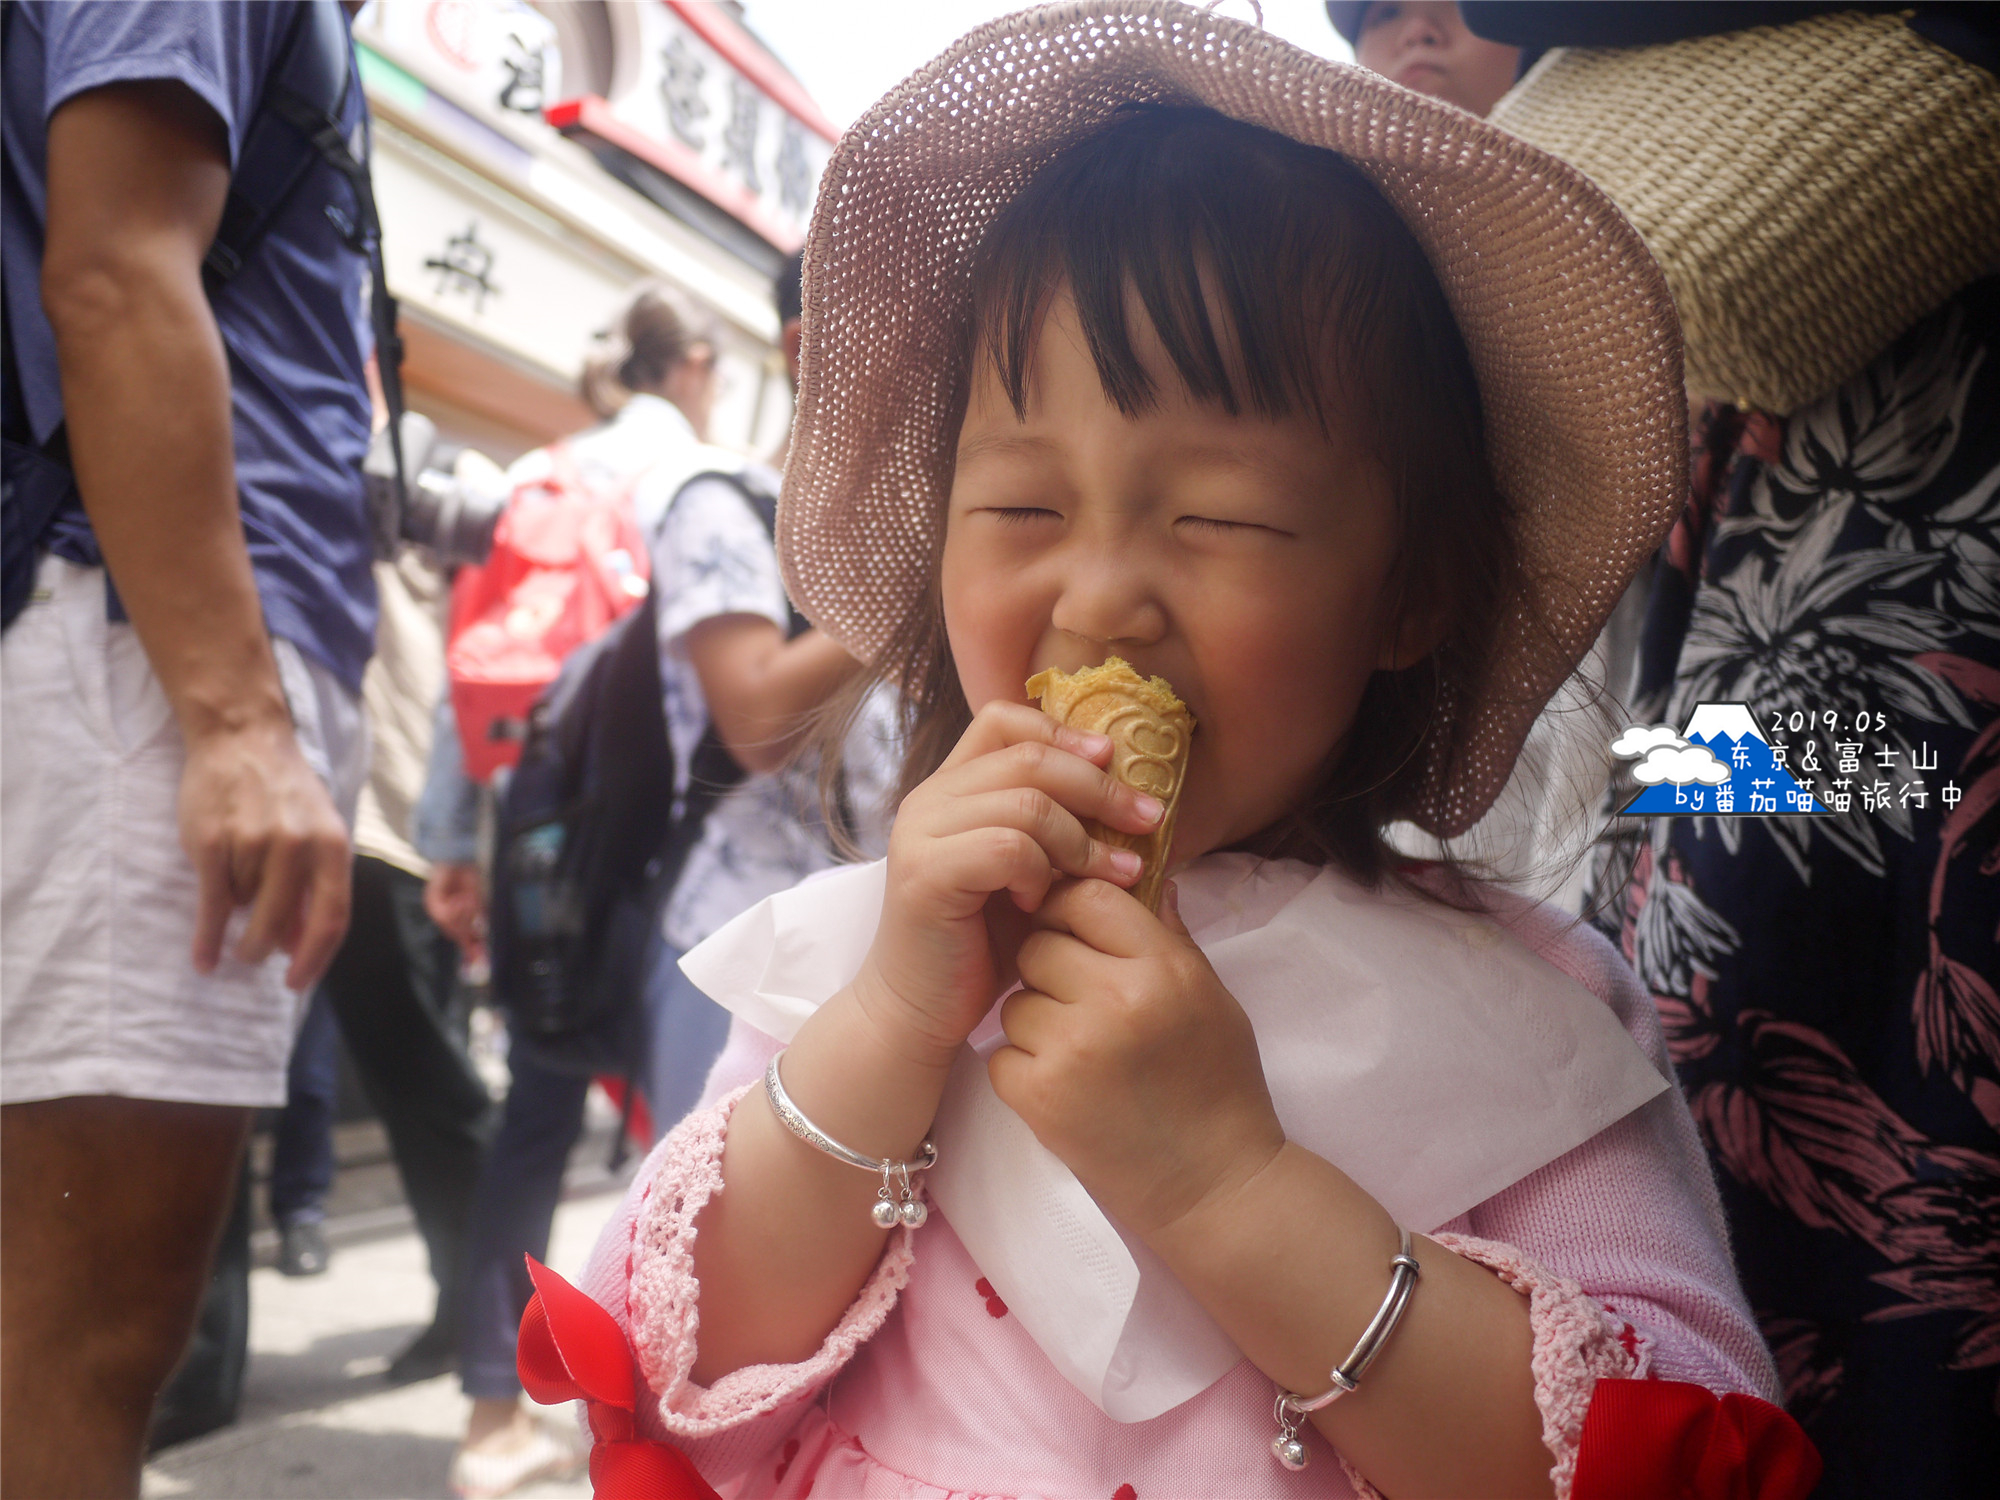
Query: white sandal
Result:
<box><xmin>448</xmin><ymin>1416</ymin><xmax>586</xmax><ymax>1499</ymax></box>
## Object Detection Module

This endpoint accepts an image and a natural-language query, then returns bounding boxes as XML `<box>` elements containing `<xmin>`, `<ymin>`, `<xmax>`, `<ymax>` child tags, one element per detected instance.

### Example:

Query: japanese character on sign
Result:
<box><xmin>1900</xmin><ymin>782</ymin><xmax>1927</xmax><ymax>809</ymax></box>
<box><xmin>1749</xmin><ymin>777</ymin><xmax>1776</xmax><ymax>813</ymax></box>
<box><xmin>1943</xmin><ymin>781</ymin><xmax>1963</xmax><ymax>810</ymax></box>
<box><xmin>1837</xmin><ymin>742</ymin><xmax>1862</xmax><ymax>773</ymax></box>
<box><xmin>661</xmin><ymin>34</ymin><xmax>709</xmax><ymax>149</ymax></box>
<box><xmin>497</xmin><ymin>32</ymin><xmax>548</xmax><ymax>114</ymax></box>
<box><xmin>1861</xmin><ymin>780</ymin><xmax>1892</xmax><ymax>812</ymax></box>
<box><xmin>721</xmin><ymin>77</ymin><xmax>763</xmax><ymax>193</ymax></box>
<box><xmin>776</xmin><ymin>116</ymin><xmax>812</xmax><ymax>214</ymax></box>
<box><xmin>1875</xmin><ymin>744</ymin><xmax>1901</xmax><ymax>770</ymax></box>
<box><xmin>1910</xmin><ymin>741</ymin><xmax>1939</xmax><ymax>772</ymax></box>
<box><xmin>1829</xmin><ymin>777</ymin><xmax>1853</xmax><ymax>813</ymax></box>
<box><xmin>424</xmin><ymin>221</ymin><xmax>500</xmax><ymax>311</ymax></box>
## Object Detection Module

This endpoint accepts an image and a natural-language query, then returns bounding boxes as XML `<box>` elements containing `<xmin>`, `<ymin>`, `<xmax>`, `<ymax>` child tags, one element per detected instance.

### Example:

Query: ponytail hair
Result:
<box><xmin>579</xmin><ymin>285</ymin><xmax>719</xmax><ymax>419</ymax></box>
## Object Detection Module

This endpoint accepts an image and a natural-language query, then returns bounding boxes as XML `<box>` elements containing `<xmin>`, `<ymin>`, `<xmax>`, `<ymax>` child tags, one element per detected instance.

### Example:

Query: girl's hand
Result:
<box><xmin>853</xmin><ymin>701</ymin><xmax>1166</xmax><ymax>1066</ymax></box>
<box><xmin>991</xmin><ymin>878</ymin><xmax>1286</xmax><ymax>1238</ymax></box>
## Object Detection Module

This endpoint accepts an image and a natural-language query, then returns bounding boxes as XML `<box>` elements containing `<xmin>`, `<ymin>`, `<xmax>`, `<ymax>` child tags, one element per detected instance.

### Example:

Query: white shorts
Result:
<box><xmin>1</xmin><ymin>557</ymin><xmax>367</xmax><ymax>1107</ymax></box>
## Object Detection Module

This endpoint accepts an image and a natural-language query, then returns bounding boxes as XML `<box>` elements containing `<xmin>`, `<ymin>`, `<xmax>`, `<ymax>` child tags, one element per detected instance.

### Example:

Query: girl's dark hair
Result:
<box><xmin>579</xmin><ymin>285</ymin><xmax>717</xmax><ymax>419</ymax></box>
<box><xmin>818</xmin><ymin>105</ymin><xmax>1525</xmax><ymax>887</ymax></box>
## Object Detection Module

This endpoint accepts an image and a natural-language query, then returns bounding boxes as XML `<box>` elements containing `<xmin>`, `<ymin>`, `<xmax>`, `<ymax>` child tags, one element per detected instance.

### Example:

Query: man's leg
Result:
<box><xmin>268</xmin><ymin>989</ymin><xmax>340</xmax><ymax>1275</ymax></box>
<box><xmin>322</xmin><ymin>856</ymin><xmax>495</xmax><ymax>1375</ymax></box>
<box><xmin>1</xmin><ymin>1097</ymin><xmax>248</xmax><ymax>1499</ymax></box>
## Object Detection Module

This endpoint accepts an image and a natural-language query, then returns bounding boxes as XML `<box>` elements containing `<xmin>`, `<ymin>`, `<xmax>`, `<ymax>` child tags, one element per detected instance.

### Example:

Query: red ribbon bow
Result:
<box><xmin>516</xmin><ymin>1256</ymin><xmax>722</xmax><ymax>1500</ymax></box>
<box><xmin>1573</xmin><ymin>1378</ymin><xmax>1822</xmax><ymax>1500</ymax></box>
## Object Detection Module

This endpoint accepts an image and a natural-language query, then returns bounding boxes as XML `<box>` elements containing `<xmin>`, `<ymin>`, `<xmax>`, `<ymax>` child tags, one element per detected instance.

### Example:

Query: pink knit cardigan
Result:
<box><xmin>580</xmin><ymin>903</ymin><xmax>1778</xmax><ymax>1499</ymax></box>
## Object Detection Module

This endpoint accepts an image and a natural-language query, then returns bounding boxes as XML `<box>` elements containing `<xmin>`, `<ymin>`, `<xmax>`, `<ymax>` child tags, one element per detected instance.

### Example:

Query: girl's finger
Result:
<box><xmin>938</xmin><ymin>698</ymin><xmax>1113</xmax><ymax>773</ymax></box>
<box><xmin>923</xmin><ymin>787</ymin><xmax>1144</xmax><ymax>888</ymax></box>
<box><xmin>938</xmin><ymin>737</ymin><xmax>1165</xmax><ymax>838</ymax></box>
<box><xmin>1014</xmin><ymin>927</ymin><xmax>1109</xmax><ymax>1000</ymax></box>
<box><xmin>919</xmin><ymin>824</ymin><xmax>1059</xmax><ymax>913</ymax></box>
<box><xmin>997</xmin><ymin>986</ymin><xmax>1066</xmax><ymax>1055</ymax></box>
<box><xmin>1033</xmin><ymin>876</ymin><xmax>1175</xmax><ymax>959</ymax></box>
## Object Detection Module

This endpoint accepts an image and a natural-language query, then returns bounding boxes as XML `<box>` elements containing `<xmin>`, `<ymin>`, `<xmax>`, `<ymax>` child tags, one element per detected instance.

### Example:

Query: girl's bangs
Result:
<box><xmin>966</xmin><ymin>105</ymin><xmax>1417</xmax><ymax>442</ymax></box>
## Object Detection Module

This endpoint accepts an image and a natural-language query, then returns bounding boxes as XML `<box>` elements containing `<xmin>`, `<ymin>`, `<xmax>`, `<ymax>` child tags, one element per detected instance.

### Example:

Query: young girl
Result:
<box><xmin>529</xmin><ymin>7</ymin><xmax>1818</xmax><ymax>1497</ymax></box>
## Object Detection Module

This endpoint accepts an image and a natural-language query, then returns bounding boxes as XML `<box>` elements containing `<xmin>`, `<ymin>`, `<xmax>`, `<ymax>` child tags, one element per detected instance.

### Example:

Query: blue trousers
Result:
<box><xmin>458</xmin><ymin>935</ymin><xmax>732</xmax><ymax>1399</ymax></box>
<box><xmin>268</xmin><ymin>989</ymin><xmax>340</xmax><ymax>1223</ymax></box>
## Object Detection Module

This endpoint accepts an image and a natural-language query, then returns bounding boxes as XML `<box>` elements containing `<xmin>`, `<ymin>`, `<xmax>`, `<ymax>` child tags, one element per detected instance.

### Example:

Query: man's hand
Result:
<box><xmin>44</xmin><ymin>80</ymin><xmax>356</xmax><ymax>990</ymax></box>
<box><xmin>181</xmin><ymin>719</ymin><xmax>352</xmax><ymax>991</ymax></box>
<box><xmin>424</xmin><ymin>861</ymin><xmax>486</xmax><ymax>964</ymax></box>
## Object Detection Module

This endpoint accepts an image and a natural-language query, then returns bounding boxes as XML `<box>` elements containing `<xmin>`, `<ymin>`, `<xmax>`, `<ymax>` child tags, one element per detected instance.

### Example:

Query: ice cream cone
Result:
<box><xmin>1026</xmin><ymin>658</ymin><xmax>1194</xmax><ymax>913</ymax></box>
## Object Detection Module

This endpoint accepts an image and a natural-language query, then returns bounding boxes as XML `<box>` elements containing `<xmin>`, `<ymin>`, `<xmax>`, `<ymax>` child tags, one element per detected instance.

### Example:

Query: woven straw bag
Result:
<box><xmin>1490</xmin><ymin>10</ymin><xmax>2000</xmax><ymax>415</ymax></box>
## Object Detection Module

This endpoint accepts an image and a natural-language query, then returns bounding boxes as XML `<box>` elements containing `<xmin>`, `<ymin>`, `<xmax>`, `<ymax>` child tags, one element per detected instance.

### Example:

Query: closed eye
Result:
<box><xmin>984</xmin><ymin>507</ymin><xmax>1062</xmax><ymax>526</ymax></box>
<box><xmin>1175</xmin><ymin>514</ymin><xmax>1290</xmax><ymax>537</ymax></box>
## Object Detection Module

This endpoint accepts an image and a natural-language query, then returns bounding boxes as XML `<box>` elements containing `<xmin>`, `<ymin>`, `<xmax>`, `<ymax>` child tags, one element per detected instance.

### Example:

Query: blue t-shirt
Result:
<box><xmin>1</xmin><ymin>0</ymin><xmax>377</xmax><ymax>693</ymax></box>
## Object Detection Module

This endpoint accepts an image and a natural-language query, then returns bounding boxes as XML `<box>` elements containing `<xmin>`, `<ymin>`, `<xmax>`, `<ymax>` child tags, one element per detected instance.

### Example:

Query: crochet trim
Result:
<box><xmin>625</xmin><ymin>1083</ymin><xmax>922</xmax><ymax>1436</ymax></box>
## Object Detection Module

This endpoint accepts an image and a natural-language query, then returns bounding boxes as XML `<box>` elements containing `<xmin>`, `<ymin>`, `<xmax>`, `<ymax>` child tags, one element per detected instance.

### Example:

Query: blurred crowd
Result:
<box><xmin>1</xmin><ymin>4</ymin><xmax>1995</xmax><ymax>1500</ymax></box>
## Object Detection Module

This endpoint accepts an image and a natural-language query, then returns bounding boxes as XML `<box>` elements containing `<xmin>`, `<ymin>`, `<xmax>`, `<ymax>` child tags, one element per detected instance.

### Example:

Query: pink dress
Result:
<box><xmin>579</xmin><ymin>896</ymin><xmax>1778</xmax><ymax>1499</ymax></box>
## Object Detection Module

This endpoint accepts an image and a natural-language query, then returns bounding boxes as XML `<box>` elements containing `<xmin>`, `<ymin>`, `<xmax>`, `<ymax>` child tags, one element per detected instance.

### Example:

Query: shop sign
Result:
<box><xmin>600</xmin><ymin>0</ymin><xmax>836</xmax><ymax>249</ymax></box>
<box><xmin>368</xmin><ymin>0</ymin><xmax>562</xmax><ymax>123</ymax></box>
<box><xmin>372</xmin><ymin>130</ymin><xmax>631</xmax><ymax>381</ymax></box>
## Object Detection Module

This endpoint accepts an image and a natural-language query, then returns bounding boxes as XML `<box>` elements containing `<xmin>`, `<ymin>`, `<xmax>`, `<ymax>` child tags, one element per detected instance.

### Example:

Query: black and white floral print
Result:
<box><xmin>1602</xmin><ymin>278</ymin><xmax>2000</xmax><ymax>1497</ymax></box>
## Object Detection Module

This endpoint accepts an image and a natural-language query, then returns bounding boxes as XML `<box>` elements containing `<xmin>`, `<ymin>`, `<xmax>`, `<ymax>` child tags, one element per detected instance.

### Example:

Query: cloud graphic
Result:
<box><xmin>1612</xmin><ymin>724</ymin><xmax>1687</xmax><ymax>759</ymax></box>
<box><xmin>1633</xmin><ymin>744</ymin><xmax>1730</xmax><ymax>786</ymax></box>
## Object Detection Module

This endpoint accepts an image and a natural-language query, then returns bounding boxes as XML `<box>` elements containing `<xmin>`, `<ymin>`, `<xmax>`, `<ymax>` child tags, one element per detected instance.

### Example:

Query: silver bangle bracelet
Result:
<box><xmin>763</xmin><ymin>1055</ymin><xmax>936</xmax><ymax>1230</ymax></box>
<box><xmin>1270</xmin><ymin>1225</ymin><xmax>1421</xmax><ymax>1471</ymax></box>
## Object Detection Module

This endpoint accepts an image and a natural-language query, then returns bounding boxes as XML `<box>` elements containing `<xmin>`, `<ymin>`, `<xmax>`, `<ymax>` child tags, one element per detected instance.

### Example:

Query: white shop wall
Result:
<box><xmin>357</xmin><ymin>0</ymin><xmax>801</xmax><ymax>460</ymax></box>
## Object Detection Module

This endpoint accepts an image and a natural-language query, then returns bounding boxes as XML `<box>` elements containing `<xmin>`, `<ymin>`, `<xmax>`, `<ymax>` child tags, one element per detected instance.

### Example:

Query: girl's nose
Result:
<box><xmin>1048</xmin><ymin>547</ymin><xmax>1167</xmax><ymax>650</ymax></box>
<box><xmin>1400</xmin><ymin>12</ymin><xmax>1446</xmax><ymax>50</ymax></box>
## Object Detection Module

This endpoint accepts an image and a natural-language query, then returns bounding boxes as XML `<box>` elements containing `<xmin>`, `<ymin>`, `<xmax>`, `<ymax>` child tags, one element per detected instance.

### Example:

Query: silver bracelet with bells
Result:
<box><xmin>763</xmin><ymin>1055</ymin><xmax>937</xmax><ymax>1228</ymax></box>
<box><xmin>1270</xmin><ymin>1225</ymin><xmax>1422</xmax><ymax>1470</ymax></box>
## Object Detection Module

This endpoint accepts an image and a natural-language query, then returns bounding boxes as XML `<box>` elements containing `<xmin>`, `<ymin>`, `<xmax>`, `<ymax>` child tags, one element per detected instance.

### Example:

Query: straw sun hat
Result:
<box><xmin>779</xmin><ymin>0</ymin><xmax>1688</xmax><ymax>839</ymax></box>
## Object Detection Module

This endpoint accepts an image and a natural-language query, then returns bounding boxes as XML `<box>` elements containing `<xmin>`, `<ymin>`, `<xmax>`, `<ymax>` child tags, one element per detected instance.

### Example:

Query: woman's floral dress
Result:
<box><xmin>1599</xmin><ymin>276</ymin><xmax>2000</xmax><ymax>1495</ymax></box>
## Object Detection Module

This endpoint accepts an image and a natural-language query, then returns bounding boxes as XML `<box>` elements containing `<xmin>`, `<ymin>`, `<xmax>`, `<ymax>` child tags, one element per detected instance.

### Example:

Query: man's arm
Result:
<box><xmin>42</xmin><ymin>79</ymin><xmax>351</xmax><ymax>990</ymax></box>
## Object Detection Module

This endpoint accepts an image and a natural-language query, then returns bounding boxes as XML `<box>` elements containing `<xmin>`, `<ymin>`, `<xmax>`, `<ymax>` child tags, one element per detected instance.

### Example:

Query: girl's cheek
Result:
<box><xmin>943</xmin><ymin>569</ymin><xmax>1034</xmax><ymax>708</ymax></box>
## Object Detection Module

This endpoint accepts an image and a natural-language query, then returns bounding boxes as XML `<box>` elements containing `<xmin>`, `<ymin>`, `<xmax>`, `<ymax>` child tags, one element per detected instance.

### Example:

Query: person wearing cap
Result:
<box><xmin>516</xmin><ymin>7</ymin><xmax>1826</xmax><ymax>1498</ymax></box>
<box><xmin>1329</xmin><ymin>2</ymin><xmax>1521</xmax><ymax>116</ymax></box>
<box><xmin>1464</xmin><ymin>4</ymin><xmax>2000</xmax><ymax>1492</ymax></box>
<box><xmin>1336</xmin><ymin>1</ymin><xmax>1645</xmax><ymax>913</ymax></box>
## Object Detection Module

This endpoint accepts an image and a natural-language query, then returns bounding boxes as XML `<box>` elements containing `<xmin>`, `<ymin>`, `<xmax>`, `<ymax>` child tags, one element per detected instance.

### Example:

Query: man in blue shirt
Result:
<box><xmin>1</xmin><ymin>5</ymin><xmax>376</xmax><ymax>1492</ymax></box>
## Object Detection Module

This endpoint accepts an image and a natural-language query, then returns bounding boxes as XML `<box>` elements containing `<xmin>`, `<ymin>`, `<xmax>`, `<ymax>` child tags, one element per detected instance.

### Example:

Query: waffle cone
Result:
<box><xmin>1027</xmin><ymin>659</ymin><xmax>1194</xmax><ymax>914</ymax></box>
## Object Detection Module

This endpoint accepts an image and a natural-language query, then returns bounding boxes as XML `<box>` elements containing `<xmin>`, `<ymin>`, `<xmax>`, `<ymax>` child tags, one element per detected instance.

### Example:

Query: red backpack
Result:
<box><xmin>447</xmin><ymin>445</ymin><xmax>651</xmax><ymax>783</ymax></box>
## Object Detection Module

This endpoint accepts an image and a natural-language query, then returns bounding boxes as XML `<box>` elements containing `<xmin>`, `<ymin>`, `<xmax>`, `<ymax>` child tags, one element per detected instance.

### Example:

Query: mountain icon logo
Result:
<box><xmin>1614</xmin><ymin>702</ymin><xmax>1824</xmax><ymax>816</ymax></box>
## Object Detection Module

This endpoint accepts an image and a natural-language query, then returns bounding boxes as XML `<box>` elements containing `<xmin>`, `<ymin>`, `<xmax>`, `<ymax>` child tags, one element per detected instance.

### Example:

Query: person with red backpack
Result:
<box><xmin>423</xmin><ymin>272</ymin><xmax>881</xmax><ymax>1498</ymax></box>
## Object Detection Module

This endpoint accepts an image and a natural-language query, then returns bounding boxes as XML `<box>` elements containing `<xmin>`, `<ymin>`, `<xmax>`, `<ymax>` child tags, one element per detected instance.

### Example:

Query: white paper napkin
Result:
<box><xmin>679</xmin><ymin>854</ymin><xmax>1667</xmax><ymax>1422</ymax></box>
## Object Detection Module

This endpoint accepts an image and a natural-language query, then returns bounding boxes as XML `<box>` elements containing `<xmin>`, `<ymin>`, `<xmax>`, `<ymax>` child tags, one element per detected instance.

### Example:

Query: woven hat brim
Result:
<box><xmin>780</xmin><ymin>0</ymin><xmax>1688</xmax><ymax>839</ymax></box>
